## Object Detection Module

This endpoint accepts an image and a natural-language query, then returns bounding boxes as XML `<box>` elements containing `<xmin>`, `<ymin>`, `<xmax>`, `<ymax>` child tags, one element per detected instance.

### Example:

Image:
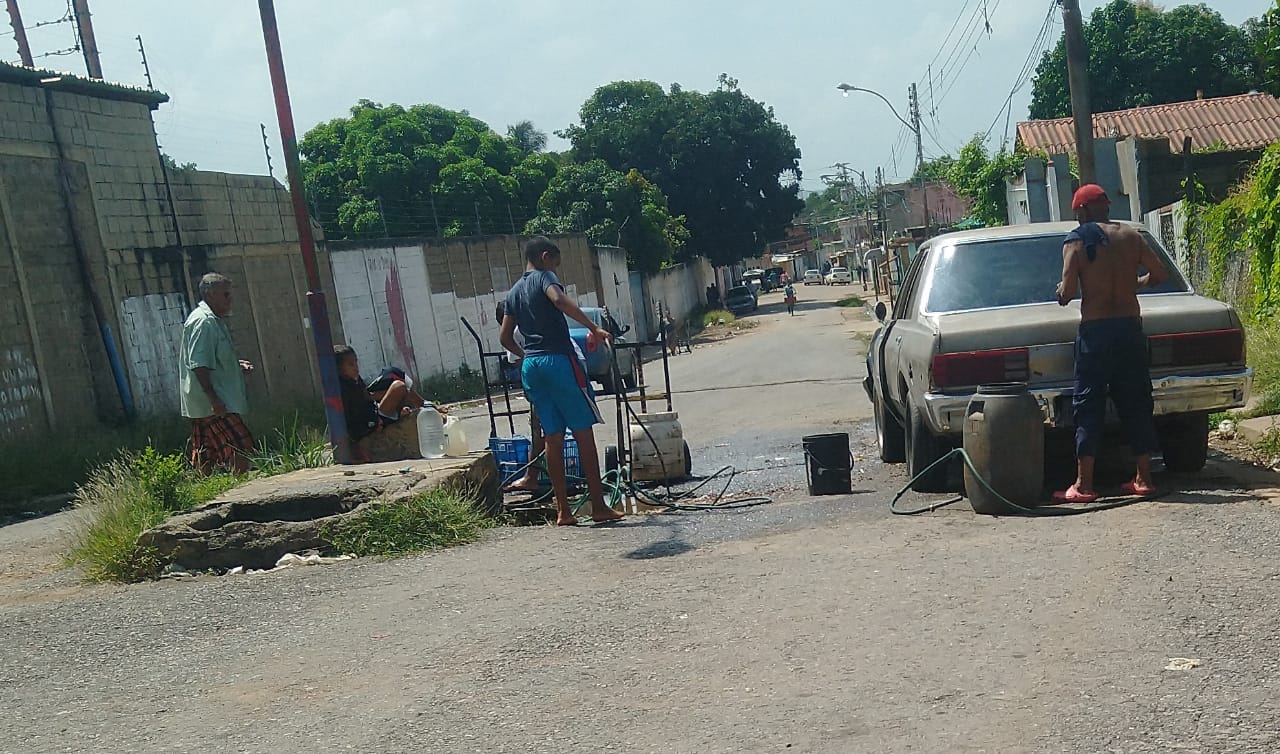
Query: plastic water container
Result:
<box><xmin>443</xmin><ymin>415</ymin><xmax>469</xmax><ymax>457</ymax></box>
<box><xmin>417</xmin><ymin>403</ymin><xmax>446</xmax><ymax>459</ymax></box>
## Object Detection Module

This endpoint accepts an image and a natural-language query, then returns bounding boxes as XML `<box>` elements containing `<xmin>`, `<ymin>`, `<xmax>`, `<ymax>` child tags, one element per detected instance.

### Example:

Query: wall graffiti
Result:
<box><xmin>0</xmin><ymin>346</ymin><xmax>40</xmax><ymax>435</ymax></box>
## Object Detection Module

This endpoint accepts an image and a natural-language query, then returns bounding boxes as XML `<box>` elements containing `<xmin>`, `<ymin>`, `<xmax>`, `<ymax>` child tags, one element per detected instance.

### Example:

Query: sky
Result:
<box><xmin>8</xmin><ymin>0</ymin><xmax>1270</xmax><ymax>194</ymax></box>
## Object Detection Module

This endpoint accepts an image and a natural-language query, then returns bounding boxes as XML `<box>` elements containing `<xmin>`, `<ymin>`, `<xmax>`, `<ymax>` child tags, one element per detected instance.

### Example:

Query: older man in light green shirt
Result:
<box><xmin>181</xmin><ymin>273</ymin><xmax>255</xmax><ymax>473</ymax></box>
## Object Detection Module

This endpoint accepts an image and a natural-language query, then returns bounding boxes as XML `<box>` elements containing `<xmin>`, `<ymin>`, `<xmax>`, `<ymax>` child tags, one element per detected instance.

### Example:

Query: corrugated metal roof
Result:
<box><xmin>1016</xmin><ymin>93</ymin><xmax>1280</xmax><ymax>154</ymax></box>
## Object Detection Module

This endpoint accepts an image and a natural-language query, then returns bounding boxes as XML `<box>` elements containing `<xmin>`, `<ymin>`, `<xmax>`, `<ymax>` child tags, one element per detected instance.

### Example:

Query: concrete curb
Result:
<box><xmin>1237</xmin><ymin>415</ymin><xmax>1280</xmax><ymax>444</ymax></box>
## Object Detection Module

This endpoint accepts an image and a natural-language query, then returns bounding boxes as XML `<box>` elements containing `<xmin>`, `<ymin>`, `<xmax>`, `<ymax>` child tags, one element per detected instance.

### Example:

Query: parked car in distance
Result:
<box><xmin>723</xmin><ymin>285</ymin><xmax>759</xmax><ymax>315</ymax></box>
<box><xmin>803</xmin><ymin>269</ymin><xmax>824</xmax><ymax>285</ymax></box>
<box><xmin>825</xmin><ymin>267</ymin><xmax>853</xmax><ymax>285</ymax></box>
<box><xmin>744</xmin><ymin>270</ymin><xmax>771</xmax><ymax>293</ymax></box>
<box><xmin>864</xmin><ymin>222</ymin><xmax>1251</xmax><ymax>493</ymax></box>
<box><xmin>565</xmin><ymin>307</ymin><xmax>638</xmax><ymax>394</ymax></box>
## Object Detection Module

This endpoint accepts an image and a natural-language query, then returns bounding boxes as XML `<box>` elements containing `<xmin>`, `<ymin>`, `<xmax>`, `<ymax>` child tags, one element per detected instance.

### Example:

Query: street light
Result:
<box><xmin>836</xmin><ymin>82</ymin><xmax>931</xmax><ymax>236</ymax></box>
<box><xmin>836</xmin><ymin>83</ymin><xmax>916</xmax><ymax>135</ymax></box>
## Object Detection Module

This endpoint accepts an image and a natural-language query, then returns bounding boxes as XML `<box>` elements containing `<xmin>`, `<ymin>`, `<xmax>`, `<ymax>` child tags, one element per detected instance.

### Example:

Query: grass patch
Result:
<box><xmin>250</xmin><ymin>415</ymin><xmax>332</xmax><ymax>476</ymax></box>
<box><xmin>836</xmin><ymin>295</ymin><xmax>866</xmax><ymax>308</ymax></box>
<box><xmin>65</xmin><ymin>449</ymin><xmax>240</xmax><ymax>582</ymax></box>
<box><xmin>420</xmin><ymin>365</ymin><xmax>485</xmax><ymax>404</ymax></box>
<box><xmin>701</xmin><ymin>309</ymin><xmax>736</xmax><ymax>327</ymax></box>
<box><xmin>324</xmin><ymin>487</ymin><xmax>496</xmax><ymax>557</ymax></box>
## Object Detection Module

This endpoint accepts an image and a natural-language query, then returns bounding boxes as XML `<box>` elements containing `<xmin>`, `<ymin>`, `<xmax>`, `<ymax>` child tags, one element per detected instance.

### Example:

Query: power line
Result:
<box><xmin>980</xmin><ymin>1</ymin><xmax>1057</xmax><ymax>146</ymax></box>
<box><xmin>934</xmin><ymin>0</ymin><xmax>1005</xmax><ymax>111</ymax></box>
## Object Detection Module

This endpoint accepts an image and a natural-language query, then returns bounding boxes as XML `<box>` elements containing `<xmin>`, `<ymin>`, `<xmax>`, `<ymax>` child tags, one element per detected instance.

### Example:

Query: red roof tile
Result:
<box><xmin>1016</xmin><ymin>93</ymin><xmax>1280</xmax><ymax>154</ymax></box>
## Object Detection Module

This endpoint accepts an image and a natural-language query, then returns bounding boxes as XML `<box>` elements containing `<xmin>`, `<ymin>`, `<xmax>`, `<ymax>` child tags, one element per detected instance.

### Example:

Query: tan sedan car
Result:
<box><xmin>864</xmin><ymin>222</ymin><xmax>1251</xmax><ymax>492</ymax></box>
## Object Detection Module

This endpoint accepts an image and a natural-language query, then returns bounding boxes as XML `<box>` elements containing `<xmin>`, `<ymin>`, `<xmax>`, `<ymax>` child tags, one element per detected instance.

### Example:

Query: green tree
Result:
<box><xmin>913</xmin><ymin>155</ymin><xmax>955</xmax><ymax>184</ymax></box>
<box><xmin>562</xmin><ymin>76</ymin><xmax>804</xmax><ymax>266</ymax></box>
<box><xmin>946</xmin><ymin>137</ymin><xmax>1024</xmax><ymax>227</ymax></box>
<box><xmin>300</xmin><ymin>101</ymin><xmax>557</xmax><ymax>240</ymax></box>
<box><xmin>525</xmin><ymin>160</ymin><xmax>688</xmax><ymax>275</ymax></box>
<box><xmin>1247</xmin><ymin>1</ymin><xmax>1280</xmax><ymax>96</ymax></box>
<box><xmin>1029</xmin><ymin>1</ymin><xmax>1260</xmax><ymax>119</ymax></box>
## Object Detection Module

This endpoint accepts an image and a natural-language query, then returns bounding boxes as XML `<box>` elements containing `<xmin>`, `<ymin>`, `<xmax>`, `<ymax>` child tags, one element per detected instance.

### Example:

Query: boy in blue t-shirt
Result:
<box><xmin>500</xmin><ymin>237</ymin><xmax>625</xmax><ymax>526</ymax></box>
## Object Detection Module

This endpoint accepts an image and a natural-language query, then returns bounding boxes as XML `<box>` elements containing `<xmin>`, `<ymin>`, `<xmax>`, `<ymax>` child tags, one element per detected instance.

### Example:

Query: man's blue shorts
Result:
<box><xmin>521</xmin><ymin>354</ymin><xmax>602</xmax><ymax>437</ymax></box>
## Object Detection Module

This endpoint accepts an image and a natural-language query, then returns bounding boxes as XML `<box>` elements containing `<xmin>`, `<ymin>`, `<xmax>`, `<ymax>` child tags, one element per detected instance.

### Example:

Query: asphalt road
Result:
<box><xmin>3</xmin><ymin>283</ymin><xmax>1280</xmax><ymax>754</ymax></box>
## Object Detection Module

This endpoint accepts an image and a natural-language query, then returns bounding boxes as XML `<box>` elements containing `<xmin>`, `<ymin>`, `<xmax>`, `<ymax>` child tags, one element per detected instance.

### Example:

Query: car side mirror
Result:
<box><xmin>874</xmin><ymin>301</ymin><xmax>888</xmax><ymax>322</ymax></box>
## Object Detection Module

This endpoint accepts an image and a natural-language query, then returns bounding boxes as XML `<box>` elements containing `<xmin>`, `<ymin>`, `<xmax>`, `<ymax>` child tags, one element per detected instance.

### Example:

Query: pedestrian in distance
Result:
<box><xmin>500</xmin><ymin>236</ymin><xmax>625</xmax><ymax>526</ymax></box>
<box><xmin>179</xmin><ymin>273</ymin><xmax>255</xmax><ymax>475</ymax></box>
<box><xmin>784</xmin><ymin>282</ymin><xmax>797</xmax><ymax>315</ymax></box>
<box><xmin>1053</xmin><ymin>184</ymin><xmax>1169</xmax><ymax>503</ymax></box>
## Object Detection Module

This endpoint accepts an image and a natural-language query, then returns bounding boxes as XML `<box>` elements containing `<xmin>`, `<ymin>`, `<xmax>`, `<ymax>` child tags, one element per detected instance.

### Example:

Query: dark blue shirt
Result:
<box><xmin>505</xmin><ymin>269</ymin><xmax>573</xmax><ymax>357</ymax></box>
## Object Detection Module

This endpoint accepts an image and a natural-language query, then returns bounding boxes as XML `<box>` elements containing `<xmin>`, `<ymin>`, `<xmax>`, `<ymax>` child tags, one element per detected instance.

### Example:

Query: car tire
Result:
<box><xmin>906</xmin><ymin>400</ymin><xmax>951</xmax><ymax>492</ymax></box>
<box><xmin>605</xmin><ymin>445</ymin><xmax>620</xmax><ymax>475</ymax></box>
<box><xmin>598</xmin><ymin>373</ymin><xmax>616</xmax><ymax>395</ymax></box>
<box><xmin>682</xmin><ymin>441</ymin><xmax>693</xmax><ymax>479</ymax></box>
<box><xmin>874</xmin><ymin>391</ymin><xmax>906</xmax><ymax>464</ymax></box>
<box><xmin>1160</xmin><ymin>411</ymin><xmax>1209</xmax><ymax>473</ymax></box>
<box><xmin>622</xmin><ymin>362</ymin><xmax>638</xmax><ymax>391</ymax></box>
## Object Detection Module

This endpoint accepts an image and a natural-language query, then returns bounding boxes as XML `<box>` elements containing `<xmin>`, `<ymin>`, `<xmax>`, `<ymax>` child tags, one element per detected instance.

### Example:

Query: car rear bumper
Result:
<box><xmin>921</xmin><ymin>370</ymin><xmax>1253</xmax><ymax>435</ymax></box>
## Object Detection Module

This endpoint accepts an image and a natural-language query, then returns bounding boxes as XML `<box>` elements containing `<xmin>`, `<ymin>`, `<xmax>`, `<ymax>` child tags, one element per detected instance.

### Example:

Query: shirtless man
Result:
<box><xmin>1054</xmin><ymin>184</ymin><xmax>1169</xmax><ymax>503</ymax></box>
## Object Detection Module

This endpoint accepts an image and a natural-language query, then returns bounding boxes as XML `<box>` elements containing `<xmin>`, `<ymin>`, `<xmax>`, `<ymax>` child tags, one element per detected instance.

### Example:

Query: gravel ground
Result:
<box><xmin>3</xmin><ymin>284</ymin><xmax>1279</xmax><ymax>753</ymax></box>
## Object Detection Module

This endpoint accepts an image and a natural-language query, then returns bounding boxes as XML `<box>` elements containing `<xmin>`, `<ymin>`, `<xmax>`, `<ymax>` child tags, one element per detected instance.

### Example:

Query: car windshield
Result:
<box><xmin>831</xmin><ymin>267</ymin><xmax>847</xmax><ymax>273</ymax></box>
<box><xmin>924</xmin><ymin>231</ymin><xmax>1188</xmax><ymax>313</ymax></box>
<box><xmin>726</xmin><ymin>286</ymin><xmax>751</xmax><ymax>298</ymax></box>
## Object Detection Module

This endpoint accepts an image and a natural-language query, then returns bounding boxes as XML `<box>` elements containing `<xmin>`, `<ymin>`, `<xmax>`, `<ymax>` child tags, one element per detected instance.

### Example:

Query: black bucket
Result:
<box><xmin>803</xmin><ymin>433</ymin><xmax>852</xmax><ymax>495</ymax></box>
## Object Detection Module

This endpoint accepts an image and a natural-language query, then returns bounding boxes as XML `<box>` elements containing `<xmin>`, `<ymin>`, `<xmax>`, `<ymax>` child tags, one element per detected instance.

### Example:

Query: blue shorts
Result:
<box><xmin>522</xmin><ymin>354</ymin><xmax>602</xmax><ymax>436</ymax></box>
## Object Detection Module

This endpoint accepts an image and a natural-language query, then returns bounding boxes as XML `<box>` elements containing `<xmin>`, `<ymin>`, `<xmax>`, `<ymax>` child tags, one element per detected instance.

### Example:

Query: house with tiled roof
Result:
<box><xmin>1016</xmin><ymin>92</ymin><xmax>1280</xmax><ymax>156</ymax></box>
<box><xmin>1006</xmin><ymin>93</ymin><xmax>1280</xmax><ymax>229</ymax></box>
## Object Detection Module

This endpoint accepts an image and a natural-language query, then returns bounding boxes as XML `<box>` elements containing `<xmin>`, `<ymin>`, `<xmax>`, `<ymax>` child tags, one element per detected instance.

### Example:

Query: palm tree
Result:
<box><xmin>507</xmin><ymin>120</ymin><xmax>548</xmax><ymax>154</ymax></box>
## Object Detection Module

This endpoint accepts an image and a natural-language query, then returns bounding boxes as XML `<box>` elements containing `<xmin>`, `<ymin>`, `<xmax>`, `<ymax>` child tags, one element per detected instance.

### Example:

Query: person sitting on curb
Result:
<box><xmin>334</xmin><ymin>345</ymin><xmax>434</xmax><ymax>463</ymax></box>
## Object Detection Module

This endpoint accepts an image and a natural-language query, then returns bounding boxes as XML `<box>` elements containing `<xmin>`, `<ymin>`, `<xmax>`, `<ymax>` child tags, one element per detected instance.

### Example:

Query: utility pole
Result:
<box><xmin>6</xmin><ymin>0</ymin><xmax>34</xmax><ymax>67</ymax></box>
<box><xmin>70</xmin><ymin>0</ymin><xmax>103</xmax><ymax>79</ymax></box>
<box><xmin>257</xmin><ymin>0</ymin><xmax>351</xmax><ymax>464</ymax></box>
<box><xmin>1062</xmin><ymin>0</ymin><xmax>1096</xmax><ymax>184</ymax></box>
<box><xmin>909</xmin><ymin>83</ymin><xmax>930</xmax><ymax>234</ymax></box>
<box><xmin>260</xmin><ymin>123</ymin><xmax>274</xmax><ymax>179</ymax></box>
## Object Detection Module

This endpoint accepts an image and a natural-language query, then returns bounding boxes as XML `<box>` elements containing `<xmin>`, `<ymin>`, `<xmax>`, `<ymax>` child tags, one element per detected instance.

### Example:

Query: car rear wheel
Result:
<box><xmin>906</xmin><ymin>400</ymin><xmax>951</xmax><ymax>492</ymax></box>
<box><xmin>1160</xmin><ymin>411</ymin><xmax>1209</xmax><ymax>472</ymax></box>
<box><xmin>874</xmin><ymin>391</ymin><xmax>906</xmax><ymax>464</ymax></box>
<box><xmin>622</xmin><ymin>361</ymin><xmax>638</xmax><ymax>391</ymax></box>
<box><xmin>597</xmin><ymin>373</ymin><xmax>617</xmax><ymax>395</ymax></box>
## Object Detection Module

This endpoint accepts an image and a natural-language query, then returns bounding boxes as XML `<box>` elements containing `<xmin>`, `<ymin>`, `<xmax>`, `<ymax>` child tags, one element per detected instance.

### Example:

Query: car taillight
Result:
<box><xmin>585</xmin><ymin>337</ymin><xmax>599</xmax><ymax>353</ymax></box>
<box><xmin>1149</xmin><ymin>329</ymin><xmax>1244</xmax><ymax>368</ymax></box>
<box><xmin>931</xmin><ymin>347</ymin><xmax>1030</xmax><ymax>389</ymax></box>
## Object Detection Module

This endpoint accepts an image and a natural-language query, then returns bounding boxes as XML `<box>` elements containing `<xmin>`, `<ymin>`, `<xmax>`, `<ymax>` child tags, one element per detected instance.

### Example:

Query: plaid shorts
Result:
<box><xmin>189</xmin><ymin>413</ymin><xmax>255</xmax><ymax>469</ymax></box>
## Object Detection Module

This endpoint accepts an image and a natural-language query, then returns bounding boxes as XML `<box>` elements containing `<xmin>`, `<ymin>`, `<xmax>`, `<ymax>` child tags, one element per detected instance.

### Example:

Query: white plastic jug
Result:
<box><xmin>416</xmin><ymin>403</ymin><xmax>446</xmax><ymax>459</ymax></box>
<box><xmin>443</xmin><ymin>415</ymin><xmax>469</xmax><ymax>457</ymax></box>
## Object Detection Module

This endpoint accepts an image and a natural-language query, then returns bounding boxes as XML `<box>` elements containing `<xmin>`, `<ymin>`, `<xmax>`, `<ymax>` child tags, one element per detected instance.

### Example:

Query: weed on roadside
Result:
<box><xmin>66</xmin><ymin>449</ymin><xmax>239</xmax><ymax>582</ymax></box>
<box><xmin>836</xmin><ymin>295</ymin><xmax>866</xmax><ymax>308</ymax></box>
<box><xmin>419</xmin><ymin>365</ymin><xmax>485</xmax><ymax>404</ymax></box>
<box><xmin>324</xmin><ymin>487</ymin><xmax>497</xmax><ymax>557</ymax></box>
<box><xmin>251</xmin><ymin>416</ymin><xmax>331</xmax><ymax>476</ymax></box>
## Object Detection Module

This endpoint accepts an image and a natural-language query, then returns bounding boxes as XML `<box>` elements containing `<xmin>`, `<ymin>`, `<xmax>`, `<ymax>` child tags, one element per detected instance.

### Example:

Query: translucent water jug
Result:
<box><xmin>417</xmin><ymin>403</ymin><xmax>446</xmax><ymax>459</ymax></box>
<box><xmin>443</xmin><ymin>415</ymin><xmax>469</xmax><ymax>457</ymax></box>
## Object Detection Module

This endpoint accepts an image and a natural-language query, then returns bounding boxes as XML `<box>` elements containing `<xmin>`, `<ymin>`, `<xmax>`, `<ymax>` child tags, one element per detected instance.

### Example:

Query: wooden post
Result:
<box><xmin>1062</xmin><ymin>0</ymin><xmax>1096</xmax><ymax>184</ymax></box>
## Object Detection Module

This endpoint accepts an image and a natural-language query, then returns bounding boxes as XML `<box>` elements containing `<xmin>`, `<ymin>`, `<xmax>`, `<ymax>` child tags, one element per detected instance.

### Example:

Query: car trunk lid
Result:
<box><xmin>929</xmin><ymin>293</ymin><xmax>1243</xmax><ymax>389</ymax></box>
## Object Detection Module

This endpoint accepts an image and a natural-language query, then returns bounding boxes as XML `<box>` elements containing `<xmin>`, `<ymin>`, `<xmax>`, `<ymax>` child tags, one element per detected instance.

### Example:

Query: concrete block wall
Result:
<box><xmin>644</xmin><ymin>259</ymin><xmax>714</xmax><ymax>332</ymax></box>
<box><xmin>330</xmin><ymin>234</ymin><xmax>599</xmax><ymax>383</ymax></box>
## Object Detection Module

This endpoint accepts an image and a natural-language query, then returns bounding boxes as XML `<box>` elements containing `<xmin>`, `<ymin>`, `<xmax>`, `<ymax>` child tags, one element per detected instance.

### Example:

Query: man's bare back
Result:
<box><xmin>1057</xmin><ymin>221</ymin><xmax>1169</xmax><ymax>320</ymax></box>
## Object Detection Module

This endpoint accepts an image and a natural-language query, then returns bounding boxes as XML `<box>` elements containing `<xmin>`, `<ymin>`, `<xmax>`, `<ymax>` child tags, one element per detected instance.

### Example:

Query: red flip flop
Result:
<box><xmin>1053</xmin><ymin>484</ymin><xmax>1099</xmax><ymax>503</ymax></box>
<box><xmin>1121</xmin><ymin>481</ymin><xmax>1156</xmax><ymax>497</ymax></box>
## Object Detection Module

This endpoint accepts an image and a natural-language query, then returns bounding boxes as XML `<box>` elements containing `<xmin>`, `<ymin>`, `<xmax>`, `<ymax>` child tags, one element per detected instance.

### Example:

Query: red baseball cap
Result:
<box><xmin>1071</xmin><ymin>183</ymin><xmax>1110</xmax><ymax>210</ymax></box>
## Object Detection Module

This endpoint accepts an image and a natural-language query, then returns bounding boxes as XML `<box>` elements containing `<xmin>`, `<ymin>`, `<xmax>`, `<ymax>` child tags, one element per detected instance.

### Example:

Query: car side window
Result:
<box><xmin>893</xmin><ymin>247</ymin><xmax>930</xmax><ymax>320</ymax></box>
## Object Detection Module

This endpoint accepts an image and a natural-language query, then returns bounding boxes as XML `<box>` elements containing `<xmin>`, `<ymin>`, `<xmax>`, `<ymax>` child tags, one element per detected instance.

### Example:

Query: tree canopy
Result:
<box><xmin>562</xmin><ymin>76</ymin><xmax>804</xmax><ymax>266</ymax></box>
<box><xmin>299</xmin><ymin>101</ymin><xmax>557</xmax><ymax>239</ymax></box>
<box><xmin>944</xmin><ymin>137</ymin><xmax>1024</xmax><ymax>228</ymax></box>
<box><xmin>525</xmin><ymin>160</ymin><xmax>688</xmax><ymax>274</ymax></box>
<box><xmin>1029</xmin><ymin>1</ymin><xmax>1260</xmax><ymax>119</ymax></box>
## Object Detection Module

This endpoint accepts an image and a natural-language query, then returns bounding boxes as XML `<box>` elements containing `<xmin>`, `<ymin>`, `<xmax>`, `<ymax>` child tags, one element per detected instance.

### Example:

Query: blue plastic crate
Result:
<box><xmin>488</xmin><ymin>434</ymin><xmax>582</xmax><ymax>485</ymax></box>
<box><xmin>489</xmin><ymin>436</ymin><xmax>531</xmax><ymax>484</ymax></box>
